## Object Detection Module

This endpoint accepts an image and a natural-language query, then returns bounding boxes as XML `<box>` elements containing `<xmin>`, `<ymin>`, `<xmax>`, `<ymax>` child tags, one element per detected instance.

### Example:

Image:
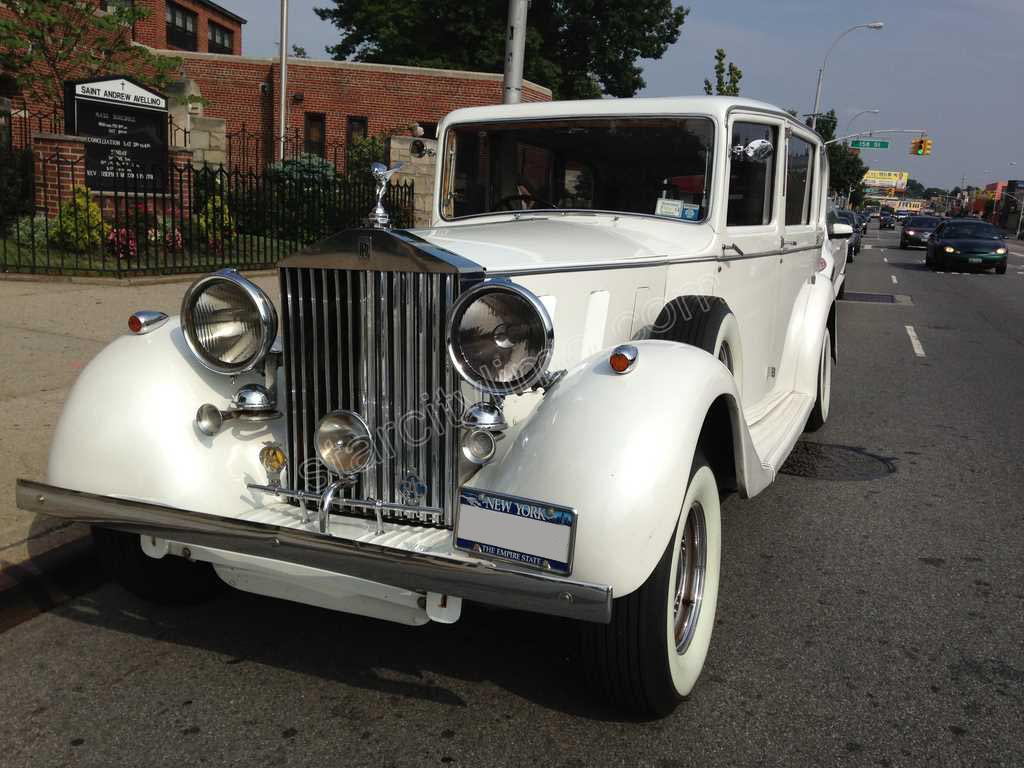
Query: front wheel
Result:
<box><xmin>804</xmin><ymin>327</ymin><xmax>832</xmax><ymax>432</ymax></box>
<box><xmin>996</xmin><ymin>262</ymin><xmax>1007</xmax><ymax>275</ymax></box>
<box><xmin>581</xmin><ymin>455</ymin><xmax>722</xmax><ymax>717</ymax></box>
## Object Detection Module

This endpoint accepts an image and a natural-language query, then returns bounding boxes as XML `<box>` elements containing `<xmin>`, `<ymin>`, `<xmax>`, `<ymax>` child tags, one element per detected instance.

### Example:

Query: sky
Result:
<box><xmin>222</xmin><ymin>0</ymin><xmax>1023</xmax><ymax>190</ymax></box>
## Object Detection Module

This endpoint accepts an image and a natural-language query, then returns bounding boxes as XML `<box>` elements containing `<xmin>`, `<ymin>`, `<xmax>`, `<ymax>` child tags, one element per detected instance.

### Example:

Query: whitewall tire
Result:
<box><xmin>804</xmin><ymin>328</ymin><xmax>832</xmax><ymax>432</ymax></box>
<box><xmin>581</xmin><ymin>454</ymin><xmax>722</xmax><ymax>716</ymax></box>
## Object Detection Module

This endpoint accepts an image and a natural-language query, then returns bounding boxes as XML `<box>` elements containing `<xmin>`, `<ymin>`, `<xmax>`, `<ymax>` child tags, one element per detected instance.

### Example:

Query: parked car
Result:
<box><xmin>15</xmin><ymin>97</ymin><xmax>841</xmax><ymax>717</ymax></box>
<box><xmin>880</xmin><ymin>213</ymin><xmax>896</xmax><ymax>229</ymax></box>
<box><xmin>835</xmin><ymin>210</ymin><xmax>861</xmax><ymax>260</ymax></box>
<box><xmin>895</xmin><ymin>209</ymin><xmax>911</xmax><ymax>222</ymax></box>
<box><xmin>925</xmin><ymin>219</ymin><xmax>1008</xmax><ymax>273</ymax></box>
<box><xmin>900</xmin><ymin>215</ymin><xmax>941</xmax><ymax>248</ymax></box>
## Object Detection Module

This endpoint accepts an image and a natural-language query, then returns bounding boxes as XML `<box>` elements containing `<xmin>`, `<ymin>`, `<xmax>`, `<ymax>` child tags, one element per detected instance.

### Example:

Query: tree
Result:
<box><xmin>703</xmin><ymin>48</ymin><xmax>741</xmax><ymax>96</ymax></box>
<box><xmin>0</xmin><ymin>1</ymin><xmax>180</xmax><ymax>111</ymax></box>
<box><xmin>314</xmin><ymin>0</ymin><xmax>689</xmax><ymax>100</ymax></box>
<box><xmin>808</xmin><ymin>109</ymin><xmax>868</xmax><ymax>196</ymax></box>
<box><xmin>292</xmin><ymin>45</ymin><xmax>309</xmax><ymax>58</ymax></box>
<box><xmin>905</xmin><ymin>178</ymin><xmax>926</xmax><ymax>197</ymax></box>
<box><xmin>923</xmin><ymin>186</ymin><xmax>947</xmax><ymax>199</ymax></box>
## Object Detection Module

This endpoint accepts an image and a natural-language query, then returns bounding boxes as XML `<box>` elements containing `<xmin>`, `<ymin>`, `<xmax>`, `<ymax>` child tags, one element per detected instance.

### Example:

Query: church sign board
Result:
<box><xmin>63</xmin><ymin>77</ymin><xmax>169</xmax><ymax>192</ymax></box>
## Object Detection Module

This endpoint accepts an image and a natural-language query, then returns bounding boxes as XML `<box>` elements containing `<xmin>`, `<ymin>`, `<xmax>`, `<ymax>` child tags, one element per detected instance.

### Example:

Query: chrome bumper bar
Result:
<box><xmin>16</xmin><ymin>479</ymin><xmax>612</xmax><ymax>623</ymax></box>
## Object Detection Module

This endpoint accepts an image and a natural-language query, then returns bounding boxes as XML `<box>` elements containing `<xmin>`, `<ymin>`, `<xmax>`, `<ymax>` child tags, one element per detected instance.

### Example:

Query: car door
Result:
<box><xmin>715</xmin><ymin>117</ymin><xmax>784</xmax><ymax>411</ymax></box>
<box><xmin>773</xmin><ymin>127</ymin><xmax>821</xmax><ymax>388</ymax></box>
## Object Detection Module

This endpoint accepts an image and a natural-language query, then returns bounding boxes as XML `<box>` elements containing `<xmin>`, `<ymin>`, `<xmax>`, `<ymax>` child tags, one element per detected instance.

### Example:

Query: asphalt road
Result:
<box><xmin>1</xmin><ymin>224</ymin><xmax>1022</xmax><ymax>767</ymax></box>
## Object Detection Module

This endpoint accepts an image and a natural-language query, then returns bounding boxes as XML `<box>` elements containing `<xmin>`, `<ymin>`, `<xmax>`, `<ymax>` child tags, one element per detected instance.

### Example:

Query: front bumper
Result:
<box><xmin>945</xmin><ymin>253</ymin><xmax>1006</xmax><ymax>266</ymax></box>
<box><xmin>16</xmin><ymin>479</ymin><xmax>613</xmax><ymax>623</ymax></box>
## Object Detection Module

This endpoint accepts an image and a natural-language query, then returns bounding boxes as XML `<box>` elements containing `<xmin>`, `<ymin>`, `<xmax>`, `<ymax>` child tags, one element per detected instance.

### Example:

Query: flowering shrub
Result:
<box><xmin>107</xmin><ymin>226</ymin><xmax>138</xmax><ymax>260</ymax></box>
<box><xmin>147</xmin><ymin>217</ymin><xmax>185</xmax><ymax>251</ymax></box>
<box><xmin>51</xmin><ymin>187</ymin><xmax>107</xmax><ymax>252</ymax></box>
<box><xmin>197</xmin><ymin>194</ymin><xmax>235</xmax><ymax>251</ymax></box>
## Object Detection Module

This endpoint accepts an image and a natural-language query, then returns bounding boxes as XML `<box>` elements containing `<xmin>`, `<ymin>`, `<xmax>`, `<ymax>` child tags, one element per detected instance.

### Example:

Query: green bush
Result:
<box><xmin>266</xmin><ymin>154</ymin><xmax>341</xmax><ymax>243</ymax></box>
<box><xmin>6</xmin><ymin>213</ymin><xmax>51</xmax><ymax>251</ymax></box>
<box><xmin>197</xmin><ymin>194</ymin><xmax>235</xmax><ymax>250</ymax></box>
<box><xmin>51</xmin><ymin>187</ymin><xmax>107</xmax><ymax>252</ymax></box>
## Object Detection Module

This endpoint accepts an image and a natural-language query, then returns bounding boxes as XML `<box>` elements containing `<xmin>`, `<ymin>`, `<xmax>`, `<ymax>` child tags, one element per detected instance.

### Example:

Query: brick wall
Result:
<box><xmin>32</xmin><ymin>134</ymin><xmax>88</xmax><ymax>217</ymax></box>
<box><xmin>173</xmin><ymin>52</ymin><xmax>552</xmax><ymax>170</ymax></box>
<box><xmin>133</xmin><ymin>0</ymin><xmax>244</xmax><ymax>55</ymax></box>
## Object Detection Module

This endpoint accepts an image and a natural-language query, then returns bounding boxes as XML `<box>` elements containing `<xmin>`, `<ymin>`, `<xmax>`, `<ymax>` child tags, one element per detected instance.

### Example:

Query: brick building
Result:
<box><xmin>2</xmin><ymin>0</ymin><xmax>551</xmax><ymax>169</ymax></box>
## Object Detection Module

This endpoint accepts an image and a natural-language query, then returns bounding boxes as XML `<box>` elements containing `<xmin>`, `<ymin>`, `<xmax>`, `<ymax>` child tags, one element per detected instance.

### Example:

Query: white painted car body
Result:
<box><xmin>30</xmin><ymin>96</ymin><xmax>844</xmax><ymax>628</ymax></box>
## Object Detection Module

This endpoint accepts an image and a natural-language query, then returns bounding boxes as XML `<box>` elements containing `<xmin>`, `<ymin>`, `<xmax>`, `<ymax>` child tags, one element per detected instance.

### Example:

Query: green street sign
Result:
<box><xmin>850</xmin><ymin>139</ymin><xmax>890</xmax><ymax>149</ymax></box>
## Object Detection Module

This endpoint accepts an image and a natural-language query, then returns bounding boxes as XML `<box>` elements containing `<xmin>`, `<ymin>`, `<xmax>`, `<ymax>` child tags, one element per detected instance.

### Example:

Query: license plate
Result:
<box><xmin>969</xmin><ymin>257</ymin><xmax>982</xmax><ymax>263</ymax></box>
<box><xmin>456</xmin><ymin>488</ymin><xmax>577</xmax><ymax>575</ymax></box>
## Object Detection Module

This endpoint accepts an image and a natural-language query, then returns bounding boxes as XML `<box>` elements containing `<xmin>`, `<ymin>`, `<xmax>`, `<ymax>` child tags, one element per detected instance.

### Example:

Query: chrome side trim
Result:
<box><xmin>16</xmin><ymin>480</ymin><xmax>612</xmax><ymax>624</ymax></box>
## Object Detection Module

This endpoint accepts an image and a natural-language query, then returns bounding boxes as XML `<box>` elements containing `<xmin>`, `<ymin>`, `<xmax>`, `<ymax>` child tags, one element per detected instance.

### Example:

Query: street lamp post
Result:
<box><xmin>811</xmin><ymin>22</ymin><xmax>885</xmax><ymax>132</ymax></box>
<box><xmin>843</xmin><ymin>109</ymin><xmax>879</xmax><ymax>208</ymax></box>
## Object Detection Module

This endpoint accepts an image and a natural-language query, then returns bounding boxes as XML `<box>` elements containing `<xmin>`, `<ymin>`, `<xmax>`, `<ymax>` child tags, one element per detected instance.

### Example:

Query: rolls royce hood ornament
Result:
<box><xmin>369</xmin><ymin>161</ymin><xmax>404</xmax><ymax>228</ymax></box>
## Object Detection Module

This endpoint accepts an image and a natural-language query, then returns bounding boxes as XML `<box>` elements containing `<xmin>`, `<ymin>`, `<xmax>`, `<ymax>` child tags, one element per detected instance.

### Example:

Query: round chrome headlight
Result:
<box><xmin>180</xmin><ymin>269</ymin><xmax>277</xmax><ymax>374</ymax></box>
<box><xmin>447</xmin><ymin>281</ymin><xmax>553</xmax><ymax>395</ymax></box>
<box><xmin>316</xmin><ymin>410</ymin><xmax>373</xmax><ymax>476</ymax></box>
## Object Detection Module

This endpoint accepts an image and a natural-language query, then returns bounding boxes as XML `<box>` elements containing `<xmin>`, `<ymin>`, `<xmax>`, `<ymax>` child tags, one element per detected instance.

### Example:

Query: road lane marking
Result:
<box><xmin>883</xmin><ymin>256</ymin><xmax>888</xmax><ymax>262</ymax></box>
<box><xmin>891</xmin><ymin>275</ymin><xmax>898</xmax><ymax>284</ymax></box>
<box><xmin>905</xmin><ymin>325</ymin><xmax>926</xmax><ymax>357</ymax></box>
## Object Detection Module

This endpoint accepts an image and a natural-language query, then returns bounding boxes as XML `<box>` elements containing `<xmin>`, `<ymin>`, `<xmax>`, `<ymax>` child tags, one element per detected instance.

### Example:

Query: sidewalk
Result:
<box><xmin>0</xmin><ymin>272</ymin><xmax>279</xmax><ymax>591</ymax></box>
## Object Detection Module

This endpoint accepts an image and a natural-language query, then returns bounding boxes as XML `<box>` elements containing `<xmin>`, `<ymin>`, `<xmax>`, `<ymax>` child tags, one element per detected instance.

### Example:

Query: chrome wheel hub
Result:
<box><xmin>673</xmin><ymin>501</ymin><xmax>708</xmax><ymax>654</ymax></box>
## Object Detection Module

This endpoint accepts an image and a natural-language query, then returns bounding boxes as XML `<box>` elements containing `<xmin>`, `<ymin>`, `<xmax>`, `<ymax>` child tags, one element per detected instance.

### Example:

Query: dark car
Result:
<box><xmin>880</xmin><ymin>214</ymin><xmax>896</xmax><ymax>230</ymax></box>
<box><xmin>925</xmin><ymin>219</ymin><xmax>1008</xmax><ymax>273</ymax></box>
<box><xmin>836</xmin><ymin>210</ymin><xmax>861</xmax><ymax>260</ymax></box>
<box><xmin>900</xmin><ymin>215</ymin><xmax>941</xmax><ymax>249</ymax></box>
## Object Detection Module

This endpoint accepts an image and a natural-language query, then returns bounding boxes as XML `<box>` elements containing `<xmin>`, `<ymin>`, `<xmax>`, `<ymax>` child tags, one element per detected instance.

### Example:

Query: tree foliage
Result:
<box><xmin>808</xmin><ymin>109</ymin><xmax>868</xmax><ymax>196</ymax></box>
<box><xmin>703</xmin><ymin>48</ymin><xmax>741</xmax><ymax>96</ymax></box>
<box><xmin>313</xmin><ymin>0</ymin><xmax>689</xmax><ymax>100</ymax></box>
<box><xmin>906</xmin><ymin>178</ymin><xmax>926</xmax><ymax>197</ymax></box>
<box><xmin>0</xmin><ymin>0</ymin><xmax>180</xmax><ymax>111</ymax></box>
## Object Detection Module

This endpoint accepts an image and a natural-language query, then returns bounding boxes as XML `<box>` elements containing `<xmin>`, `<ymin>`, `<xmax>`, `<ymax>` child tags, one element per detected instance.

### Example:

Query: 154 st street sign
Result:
<box><xmin>850</xmin><ymin>139</ymin><xmax>890</xmax><ymax>149</ymax></box>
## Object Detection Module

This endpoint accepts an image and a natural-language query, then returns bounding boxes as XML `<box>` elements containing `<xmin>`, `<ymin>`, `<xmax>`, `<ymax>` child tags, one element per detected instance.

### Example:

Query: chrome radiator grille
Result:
<box><xmin>281</xmin><ymin>266</ymin><xmax>461</xmax><ymax>527</ymax></box>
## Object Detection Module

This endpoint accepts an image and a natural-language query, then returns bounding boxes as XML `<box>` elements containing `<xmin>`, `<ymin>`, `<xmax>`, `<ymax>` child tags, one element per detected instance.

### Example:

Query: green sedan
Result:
<box><xmin>925</xmin><ymin>220</ymin><xmax>1009</xmax><ymax>274</ymax></box>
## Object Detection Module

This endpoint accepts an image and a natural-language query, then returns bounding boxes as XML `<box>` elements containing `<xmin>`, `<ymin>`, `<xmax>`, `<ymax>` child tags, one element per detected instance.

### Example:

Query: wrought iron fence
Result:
<box><xmin>0</xmin><ymin>152</ymin><xmax>415</xmax><ymax>277</ymax></box>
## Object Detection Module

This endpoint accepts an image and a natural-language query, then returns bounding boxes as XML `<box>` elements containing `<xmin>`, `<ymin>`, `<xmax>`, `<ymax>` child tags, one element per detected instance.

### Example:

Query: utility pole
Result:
<box><xmin>502</xmin><ymin>0</ymin><xmax>529</xmax><ymax>105</ymax></box>
<box><xmin>277</xmin><ymin>0</ymin><xmax>289</xmax><ymax>161</ymax></box>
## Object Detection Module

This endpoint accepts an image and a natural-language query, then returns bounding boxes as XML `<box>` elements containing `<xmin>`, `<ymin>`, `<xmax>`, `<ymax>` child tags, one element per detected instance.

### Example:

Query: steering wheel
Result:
<box><xmin>497</xmin><ymin>193</ymin><xmax>557</xmax><ymax>211</ymax></box>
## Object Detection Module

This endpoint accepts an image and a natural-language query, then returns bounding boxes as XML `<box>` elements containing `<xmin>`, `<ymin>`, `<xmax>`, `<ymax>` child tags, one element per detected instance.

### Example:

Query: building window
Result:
<box><xmin>347</xmin><ymin>116</ymin><xmax>368</xmax><ymax>146</ymax></box>
<box><xmin>304</xmin><ymin>113</ymin><xmax>326</xmax><ymax>157</ymax></box>
<box><xmin>418</xmin><ymin>122</ymin><xmax>438</xmax><ymax>140</ymax></box>
<box><xmin>208</xmin><ymin>21</ymin><xmax>234</xmax><ymax>54</ymax></box>
<box><xmin>166</xmin><ymin>2</ymin><xmax>198</xmax><ymax>51</ymax></box>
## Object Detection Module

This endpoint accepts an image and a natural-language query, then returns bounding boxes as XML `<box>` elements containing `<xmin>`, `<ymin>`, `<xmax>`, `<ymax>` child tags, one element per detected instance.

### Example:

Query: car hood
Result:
<box><xmin>413</xmin><ymin>215</ymin><xmax>715</xmax><ymax>274</ymax></box>
<box><xmin>941</xmin><ymin>238</ymin><xmax>1005</xmax><ymax>252</ymax></box>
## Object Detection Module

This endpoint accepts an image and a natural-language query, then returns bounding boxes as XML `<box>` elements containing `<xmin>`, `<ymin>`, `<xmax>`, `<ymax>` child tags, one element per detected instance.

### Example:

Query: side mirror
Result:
<box><xmin>732</xmin><ymin>138</ymin><xmax>774</xmax><ymax>162</ymax></box>
<box><xmin>830</xmin><ymin>222</ymin><xmax>854</xmax><ymax>239</ymax></box>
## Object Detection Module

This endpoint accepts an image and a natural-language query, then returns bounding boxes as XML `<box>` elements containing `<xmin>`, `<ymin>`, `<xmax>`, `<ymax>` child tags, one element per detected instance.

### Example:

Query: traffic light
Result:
<box><xmin>921</xmin><ymin>138</ymin><xmax>933</xmax><ymax>156</ymax></box>
<box><xmin>910</xmin><ymin>138</ymin><xmax>924</xmax><ymax>156</ymax></box>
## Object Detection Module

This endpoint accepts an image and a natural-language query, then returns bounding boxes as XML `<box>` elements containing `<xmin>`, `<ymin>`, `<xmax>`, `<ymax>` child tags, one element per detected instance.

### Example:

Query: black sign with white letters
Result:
<box><xmin>64</xmin><ymin>77</ymin><xmax>169</xmax><ymax>192</ymax></box>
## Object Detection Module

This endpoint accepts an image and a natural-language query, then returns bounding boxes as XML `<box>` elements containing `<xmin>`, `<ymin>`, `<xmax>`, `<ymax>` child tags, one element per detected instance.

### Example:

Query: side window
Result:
<box><xmin>727</xmin><ymin>122</ymin><xmax>778</xmax><ymax>227</ymax></box>
<box><xmin>785</xmin><ymin>135</ymin><xmax>814</xmax><ymax>226</ymax></box>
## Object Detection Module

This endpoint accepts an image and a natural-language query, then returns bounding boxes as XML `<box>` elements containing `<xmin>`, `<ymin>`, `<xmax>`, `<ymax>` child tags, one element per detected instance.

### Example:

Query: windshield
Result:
<box><xmin>907</xmin><ymin>217</ymin><xmax>939</xmax><ymax>228</ymax></box>
<box><xmin>440</xmin><ymin>117</ymin><xmax>715</xmax><ymax>221</ymax></box>
<box><xmin>944</xmin><ymin>223</ymin><xmax>1002</xmax><ymax>239</ymax></box>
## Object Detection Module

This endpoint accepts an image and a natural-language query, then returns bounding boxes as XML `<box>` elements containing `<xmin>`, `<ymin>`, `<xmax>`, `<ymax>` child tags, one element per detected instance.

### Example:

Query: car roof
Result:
<box><xmin>442</xmin><ymin>96</ymin><xmax>811</xmax><ymax>131</ymax></box>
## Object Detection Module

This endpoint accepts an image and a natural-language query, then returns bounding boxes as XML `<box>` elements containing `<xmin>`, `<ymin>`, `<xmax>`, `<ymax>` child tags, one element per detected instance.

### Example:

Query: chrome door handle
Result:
<box><xmin>721</xmin><ymin>243</ymin><xmax>745</xmax><ymax>257</ymax></box>
<box><xmin>781</xmin><ymin>237</ymin><xmax>797</xmax><ymax>248</ymax></box>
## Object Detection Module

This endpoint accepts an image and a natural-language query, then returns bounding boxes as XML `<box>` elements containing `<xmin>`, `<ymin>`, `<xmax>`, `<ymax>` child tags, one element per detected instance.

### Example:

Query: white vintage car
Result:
<box><xmin>17</xmin><ymin>96</ymin><xmax>854</xmax><ymax>716</ymax></box>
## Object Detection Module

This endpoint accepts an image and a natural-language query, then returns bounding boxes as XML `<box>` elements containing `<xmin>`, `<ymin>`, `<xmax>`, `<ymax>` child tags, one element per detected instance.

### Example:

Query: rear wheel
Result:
<box><xmin>581</xmin><ymin>455</ymin><xmax>721</xmax><ymax>716</ymax></box>
<box><xmin>93</xmin><ymin>527</ymin><xmax>221</xmax><ymax>604</ymax></box>
<box><xmin>804</xmin><ymin>327</ymin><xmax>832</xmax><ymax>432</ymax></box>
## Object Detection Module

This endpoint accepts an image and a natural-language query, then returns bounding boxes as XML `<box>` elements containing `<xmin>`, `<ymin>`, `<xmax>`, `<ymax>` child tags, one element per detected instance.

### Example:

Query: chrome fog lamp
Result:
<box><xmin>447</xmin><ymin>281</ymin><xmax>553</xmax><ymax>395</ymax></box>
<box><xmin>462</xmin><ymin>428</ymin><xmax>497</xmax><ymax>465</ymax></box>
<box><xmin>181</xmin><ymin>269</ymin><xmax>277</xmax><ymax>375</ymax></box>
<box><xmin>315</xmin><ymin>410</ymin><xmax>373</xmax><ymax>476</ymax></box>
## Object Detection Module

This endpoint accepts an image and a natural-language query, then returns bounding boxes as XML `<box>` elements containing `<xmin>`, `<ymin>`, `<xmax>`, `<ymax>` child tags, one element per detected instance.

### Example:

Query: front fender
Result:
<box><xmin>48</xmin><ymin>318</ymin><xmax>285</xmax><ymax>514</ymax></box>
<box><xmin>467</xmin><ymin>340</ymin><xmax>767</xmax><ymax>598</ymax></box>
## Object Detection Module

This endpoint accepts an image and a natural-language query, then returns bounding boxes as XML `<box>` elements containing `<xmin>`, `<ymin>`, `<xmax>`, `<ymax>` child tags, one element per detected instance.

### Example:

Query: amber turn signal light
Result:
<box><xmin>609</xmin><ymin>345</ymin><xmax>638</xmax><ymax>375</ymax></box>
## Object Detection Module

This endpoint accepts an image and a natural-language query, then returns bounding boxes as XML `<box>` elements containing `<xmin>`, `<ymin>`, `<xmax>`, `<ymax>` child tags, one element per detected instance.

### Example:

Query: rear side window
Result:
<box><xmin>727</xmin><ymin>122</ymin><xmax>778</xmax><ymax>227</ymax></box>
<box><xmin>784</xmin><ymin>135</ymin><xmax>814</xmax><ymax>226</ymax></box>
